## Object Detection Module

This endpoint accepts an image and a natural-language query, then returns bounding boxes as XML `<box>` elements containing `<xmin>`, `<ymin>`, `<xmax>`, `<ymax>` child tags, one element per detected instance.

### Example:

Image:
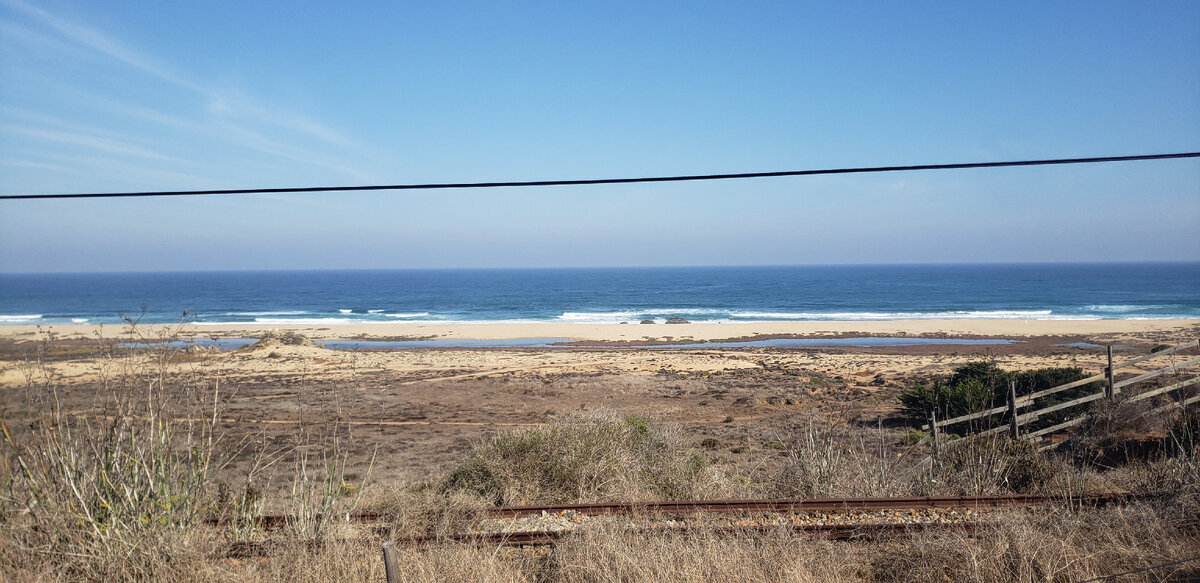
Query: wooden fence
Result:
<box><xmin>918</xmin><ymin>338</ymin><xmax>1200</xmax><ymax>455</ymax></box>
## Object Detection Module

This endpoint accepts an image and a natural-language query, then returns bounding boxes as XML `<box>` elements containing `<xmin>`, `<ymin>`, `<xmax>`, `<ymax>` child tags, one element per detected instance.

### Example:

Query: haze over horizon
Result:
<box><xmin>1</xmin><ymin>1</ymin><xmax>1198</xmax><ymax>272</ymax></box>
<box><xmin>4</xmin><ymin>259</ymin><xmax>1200</xmax><ymax>277</ymax></box>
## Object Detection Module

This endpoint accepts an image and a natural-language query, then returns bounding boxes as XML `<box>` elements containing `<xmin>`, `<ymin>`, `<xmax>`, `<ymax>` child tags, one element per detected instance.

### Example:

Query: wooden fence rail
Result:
<box><xmin>916</xmin><ymin>354</ymin><xmax>1187</xmax><ymax>432</ymax></box>
<box><xmin>918</xmin><ymin>338</ymin><xmax>1199</xmax><ymax>457</ymax></box>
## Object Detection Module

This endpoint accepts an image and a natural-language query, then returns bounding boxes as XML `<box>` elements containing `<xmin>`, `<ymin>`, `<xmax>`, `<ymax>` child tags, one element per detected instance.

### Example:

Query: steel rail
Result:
<box><xmin>485</xmin><ymin>492</ymin><xmax>1146</xmax><ymax>517</ymax></box>
<box><xmin>223</xmin><ymin>521</ymin><xmax>988</xmax><ymax>557</ymax></box>
<box><xmin>391</xmin><ymin>521</ymin><xmax>988</xmax><ymax>548</ymax></box>
<box><xmin>207</xmin><ymin>492</ymin><xmax>1151</xmax><ymax>529</ymax></box>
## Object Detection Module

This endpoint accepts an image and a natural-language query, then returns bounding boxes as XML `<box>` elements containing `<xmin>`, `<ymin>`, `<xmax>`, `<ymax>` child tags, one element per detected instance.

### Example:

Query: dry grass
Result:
<box><xmin>438</xmin><ymin>410</ymin><xmax>744</xmax><ymax>505</ymax></box>
<box><xmin>22</xmin><ymin>504</ymin><xmax>1177</xmax><ymax>583</ymax></box>
<box><xmin>871</xmin><ymin>505</ymin><xmax>1198</xmax><ymax>583</ymax></box>
<box><xmin>771</xmin><ymin>416</ymin><xmax>915</xmax><ymax>498</ymax></box>
<box><xmin>2</xmin><ymin>331</ymin><xmax>1198</xmax><ymax>582</ymax></box>
<box><xmin>542</xmin><ymin>526</ymin><xmax>857</xmax><ymax>583</ymax></box>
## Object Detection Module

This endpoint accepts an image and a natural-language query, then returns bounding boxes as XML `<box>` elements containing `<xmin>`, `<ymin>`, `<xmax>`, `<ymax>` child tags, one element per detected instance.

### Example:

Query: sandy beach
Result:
<box><xmin>4</xmin><ymin>318</ymin><xmax>1199</xmax><ymax>343</ymax></box>
<box><xmin>4</xmin><ymin>318</ymin><xmax>1197</xmax><ymax>457</ymax></box>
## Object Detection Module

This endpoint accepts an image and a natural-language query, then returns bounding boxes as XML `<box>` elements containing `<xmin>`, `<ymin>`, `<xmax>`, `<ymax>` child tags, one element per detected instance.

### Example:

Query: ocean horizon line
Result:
<box><xmin>3</xmin><ymin>263</ymin><xmax>1197</xmax><ymax>326</ymax></box>
<box><xmin>3</xmin><ymin>259</ymin><xmax>1199</xmax><ymax>277</ymax></box>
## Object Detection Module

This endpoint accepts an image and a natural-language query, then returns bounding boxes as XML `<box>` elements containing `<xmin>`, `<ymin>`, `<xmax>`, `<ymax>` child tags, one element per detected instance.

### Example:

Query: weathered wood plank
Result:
<box><xmin>1024</xmin><ymin>391</ymin><xmax>1105</xmax><ymax>420</ymax></box>
<box><xmin>1149</xmin><ymin>392</ymin><xmax>1200</xmax><ymax>415</ymax></box>
<box><xmin>922</xmin><ymin>399</ymin><xmax>1035</xmax><ymax>430</ymax></box>
<box><xmin>1008</xmin><ymin>381</ymin><xmax>1019</xmax><ymax>439</ymax></box>
<box><xmin>1127</xmin><ymin>375</ymin><xmax>1200</xmax><ymax>403</ymax></box>
<box><xmin>1019</xmin><ymin>373</ymin><xmax>1107</xmax><ymax>403</ymax></box>
<box><xmin>1113</xmin><ymin>356</ymin><xmax>1200</xmax><ymax>390</ymax></box>
<box><xmin>382</xmin><ymin>541</ymin><xmax>401</xmax><ymax>583</ymax></box>
<box><xmin>1026</xmin><ymin>414</ymin><xmax>1088</xmax><ymax>439</ymax></box>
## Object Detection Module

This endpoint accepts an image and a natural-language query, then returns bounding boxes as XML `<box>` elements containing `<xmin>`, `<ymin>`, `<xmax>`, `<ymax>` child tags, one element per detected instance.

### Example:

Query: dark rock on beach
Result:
<box><xmin>665</xmin><ymin>317</ymin><xmax>690</xmax><ymax>324</ymax></box>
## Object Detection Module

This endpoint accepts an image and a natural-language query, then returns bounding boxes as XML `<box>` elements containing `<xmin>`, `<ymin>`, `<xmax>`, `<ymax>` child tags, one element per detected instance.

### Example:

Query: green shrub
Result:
<box><xmin>1014</xmin><ymin>367</ymin><xmax>1103</xmax><ymax>426</ymax></box>
<box><xmin>763</xmin><ymin>440</ymin><xmax>785</xmax><ymax>450</ymax></box>
<box><xmin>898</xmin><ymin>376</ymin><xmax>996</xmax><ymax>425</ymax></box>
<box><xmin>901</xmin><ymin>429</ymin><xmax>927</xmax><ymax>446</ymax></box>
<box><xmin>899</xmin><ymin>362</ymin><xmax>1102</xmax><ymax>431</ymax></box>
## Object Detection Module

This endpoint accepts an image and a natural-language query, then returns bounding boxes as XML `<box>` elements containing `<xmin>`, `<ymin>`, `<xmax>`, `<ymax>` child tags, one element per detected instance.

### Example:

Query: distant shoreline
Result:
<box><xmin>4</xmin><ymin>319</ymin><xmax>1197</xmax><ymax>343</ymax></box>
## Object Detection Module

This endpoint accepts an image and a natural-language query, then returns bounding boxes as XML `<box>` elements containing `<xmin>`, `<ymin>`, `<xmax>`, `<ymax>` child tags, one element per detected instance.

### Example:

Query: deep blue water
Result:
<box><xmin>1</xmin><ymin>264</ymin><xmax>1197</xmax><ymax>326</ymax></box>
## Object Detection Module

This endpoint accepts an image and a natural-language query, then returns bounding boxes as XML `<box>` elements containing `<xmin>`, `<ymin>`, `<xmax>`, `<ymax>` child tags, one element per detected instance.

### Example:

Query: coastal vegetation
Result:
<box><xmin>899</xmin><ymin>361</ymin><xmax>1106</xmax><ymax>429</ymax></box>
<box><xmin>1</xmin><ymin>330</ymin><xmax>1197</xmax><ymax>581</ymax></box>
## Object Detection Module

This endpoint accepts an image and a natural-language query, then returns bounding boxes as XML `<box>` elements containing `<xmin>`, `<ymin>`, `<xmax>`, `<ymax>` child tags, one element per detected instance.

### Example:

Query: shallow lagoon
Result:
<box><xmin>124</xmin><ymin>336</ymin><xmax>1016</xmax><ymax>350</ymax></box>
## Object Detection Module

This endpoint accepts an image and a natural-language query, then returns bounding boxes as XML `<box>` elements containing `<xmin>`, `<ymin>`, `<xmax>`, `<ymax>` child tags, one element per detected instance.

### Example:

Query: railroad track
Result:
<box><xmin>225</xmin><ymin>521</ymin><xmax>984</xmax><ymax>558</ymax></box>
<box><xmin>210</xmin><ymin>492</ymin><xmax>1152</xmax><ymax>530</ymax></box>
<box><xmin>484</xmin><ymin>493</ymin><xmax>1144</xmax><ymax>517</ymax></box>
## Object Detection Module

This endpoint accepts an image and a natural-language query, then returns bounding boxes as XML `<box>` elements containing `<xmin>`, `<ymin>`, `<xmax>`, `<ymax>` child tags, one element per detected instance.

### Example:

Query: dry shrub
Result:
<box><xmin>211</xmin><ymin>539</ymin><xmax>384</xmax><ymax>583</ymax></box>
<box><xmin>1070</xmin><ymin>398</ymin><xmax>1161</xmax><ymax>464</ymax></box>
<box><xmin>362</xmin><ymin>486</ymin><xmax>490</xmax><ymax>538</ymax></box>
<box><xmin>385</xmin><ymin>545</ymin><xmax>535</xmax><ymax>583</ymax></box>
<box><xmin>924</xmin><ymin>435</ymin><xmax>1058</xmax><ymax>495</ymax></box>
<box><xmin>544</xmin><ymin>526</ymin><xmax>861</xmax><ymax>583</ymax></box>
<box><xmin>0</xmin><ymin>329</ymin><xmax>229</xmax><ymax>581</ymax></box>
<box><xmin>772</xmin><ymin>416</ymin><xmax>913</xmax><ymax>498</ymax></box>
<box><xmin>1</xmin><ymin>514</ymin><xmax>216</xmax><ymax>583</ymax></box>
<box><xmin>439</xmin><ymin>410</ymin><xmax>737</xmax><ymax>505</ymax></box>
<box><xmin>198</xmin><ymin>539</ymin><xmax>532</xmax><ymax>583</ymax></box>
<box><xmin>872</xmin><ymin>505</ymin><xmax>1198</xmax><ymax>583</ymax></box>
<box><xmin>0</xmin><ymin>327</ymin><xmax>368</xmax><ymax>582</ymax></box>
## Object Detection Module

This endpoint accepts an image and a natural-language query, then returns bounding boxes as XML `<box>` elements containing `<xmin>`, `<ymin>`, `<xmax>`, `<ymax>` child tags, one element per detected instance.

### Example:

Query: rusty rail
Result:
<box><xmin>209</xmin><ymin>492</ymin><xmax>1151</xmax><ymax>530</ymax></box>
<box><xmin>225</xmin><ymin>521</ymin><xmax>987</xmax><ymax>557</ymax></box>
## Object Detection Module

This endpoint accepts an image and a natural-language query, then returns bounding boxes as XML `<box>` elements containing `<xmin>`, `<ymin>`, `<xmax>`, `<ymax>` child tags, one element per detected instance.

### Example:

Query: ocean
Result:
<box><xmin>0</xmin><ymin>263</ymin><xmax>1197</xmax><ymax>326</ymax></box>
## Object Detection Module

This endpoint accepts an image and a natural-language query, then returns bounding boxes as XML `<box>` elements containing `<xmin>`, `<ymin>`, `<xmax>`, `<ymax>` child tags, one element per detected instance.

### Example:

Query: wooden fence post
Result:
<box><xmin>1008</xmin><ymin>380</ymin><xmax>1019</xmax><ymax>440</ymax></box>
<box><xmin>929</xmin><ymin>410</ymin><xmax>940</xmax><ymax>462</ymax></box>
<box><xmin>382</xmin><ymin>540</ymin><xmax>401</xmax><ymax>583</ymax></box>
<box><xmin>1105</xmin><ymin>345</ymin><xmax>1116</xmax><ymax>400</ymax></box>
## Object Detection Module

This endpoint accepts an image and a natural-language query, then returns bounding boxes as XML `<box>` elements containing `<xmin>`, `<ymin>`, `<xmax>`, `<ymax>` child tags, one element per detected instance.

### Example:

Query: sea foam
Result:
<box><xmin>0</xmin><ymin>314</ymin><xmax>42</xmax><ymax>322</ymax></box>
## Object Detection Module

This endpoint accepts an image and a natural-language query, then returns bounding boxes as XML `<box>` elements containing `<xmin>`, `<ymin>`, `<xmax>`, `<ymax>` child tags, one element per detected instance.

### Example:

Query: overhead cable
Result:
<box><xmin>1</xmin><ymin>152</ymin><xmax>1197</xmax><ymax>200</ymax></box>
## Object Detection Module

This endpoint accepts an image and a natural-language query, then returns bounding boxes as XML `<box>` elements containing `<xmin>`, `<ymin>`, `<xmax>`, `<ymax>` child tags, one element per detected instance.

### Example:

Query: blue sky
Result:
<box><xmin>0</xmin><ymin>0</ymin><xmax>1197</xmax><ymax>272</ymax></box>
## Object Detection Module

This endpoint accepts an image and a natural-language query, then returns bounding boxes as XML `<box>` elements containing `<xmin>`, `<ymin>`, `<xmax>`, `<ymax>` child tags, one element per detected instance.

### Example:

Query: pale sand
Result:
<box><xmin>3</xmin><ymin>319</ymin><xmax>1197</xmax><ymax>392</ymax></box>
<box><xmin>2</xmin><ymin>319</ymin><xmax>1198</xmax><ymax>342</ymax></box>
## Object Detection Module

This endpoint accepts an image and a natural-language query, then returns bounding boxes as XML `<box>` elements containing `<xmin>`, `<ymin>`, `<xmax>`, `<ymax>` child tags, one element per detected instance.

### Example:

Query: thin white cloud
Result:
<box><xmin>17</xmin><ymin>149</ymin><xmax>228</xmax><ymax>190</ymax></box>
<box><xmin>1</xmin><ymin>0</ymin><xmax>201</xmax><ymax>91</ymax></box>
<box><xmin>5</xmin><ymin>125</ymin><xmax>178</xmax><ymax>161</ymax></box>
<box><xmin>0</xmin><ymin>0</ymin><xmax>380</xmax><ymax>183</ymax></box>
<box><xmin>209</xmin><ymin>89</ymin><xmax>364</xmax><ymax>152</ymax></box>
<box><xmin>0</xmin><ymin>158</ymin><xmax>74</xmax><ymax>173</ymax></box>
<box><xmin>213</xmin><ymin>120</ymin><xmax>377</xmax><ymax>183</ymax></box>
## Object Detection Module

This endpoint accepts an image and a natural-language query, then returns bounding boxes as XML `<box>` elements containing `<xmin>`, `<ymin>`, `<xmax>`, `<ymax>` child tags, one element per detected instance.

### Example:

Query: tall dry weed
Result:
<box><xmin>1</xmin><ymin>325</ymin><xmax>232</xmax><ymax>580</ymax></box>
<box><xmin>772</xmin><ymin>416</ymin><xmax>916</xmax><ymax>498</ymax></box>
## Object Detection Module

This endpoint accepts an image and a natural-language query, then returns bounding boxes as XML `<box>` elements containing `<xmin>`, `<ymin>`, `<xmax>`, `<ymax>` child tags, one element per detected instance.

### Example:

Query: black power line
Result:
<box><xmin>2</xmin><ymin>152</ymin><xmax>1197</xmax><ymax>200</ymax></box>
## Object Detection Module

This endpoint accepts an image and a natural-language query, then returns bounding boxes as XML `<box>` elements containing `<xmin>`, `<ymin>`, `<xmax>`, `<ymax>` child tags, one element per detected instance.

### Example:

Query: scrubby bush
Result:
<box><xmin>901</xmin><ymin>429</ymin><xmax>927</xmax><ymax>445</ymax></box>
<box><xmin>440</xmin><ymin>410</ymin><xmax>734</xmax><ymax>505</ymax></box>
<box><xmin>929</xmin><ymin>435</ymin><xmax>1059</xmax><ymax>495</ymax></box>
<box><xmin>898</xmin><ymin>362</ymin><xmax>1002</xmax><ymax>426</ymax></box>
